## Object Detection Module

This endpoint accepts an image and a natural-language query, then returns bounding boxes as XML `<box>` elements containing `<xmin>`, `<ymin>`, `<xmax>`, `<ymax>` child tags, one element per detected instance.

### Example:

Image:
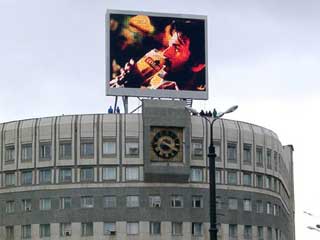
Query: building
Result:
<box><xmin>0</xmin><ymin>100</ymin><xmax>295</xmax><ymax>240</ymax></box>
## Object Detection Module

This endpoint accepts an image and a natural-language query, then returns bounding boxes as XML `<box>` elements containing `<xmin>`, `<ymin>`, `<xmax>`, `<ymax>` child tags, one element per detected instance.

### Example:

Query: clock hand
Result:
<box><xmin>160</xmin><ymin>141</ymin><xmax>178</xmax><ymax>151</ymax></box>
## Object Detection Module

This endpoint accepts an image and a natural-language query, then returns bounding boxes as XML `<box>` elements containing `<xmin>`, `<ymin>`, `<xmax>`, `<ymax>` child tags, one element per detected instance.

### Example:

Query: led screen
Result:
<box><xmin>106</xmin><ymin>10</ymin><xmax>208</xmax><ymax>99</ymax></box>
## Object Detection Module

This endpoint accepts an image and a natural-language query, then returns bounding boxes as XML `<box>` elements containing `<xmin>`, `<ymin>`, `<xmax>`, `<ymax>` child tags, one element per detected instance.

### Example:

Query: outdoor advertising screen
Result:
<box><xmin>106</xmin><ymin>10</ymin><xmax>208</xmax><ymax>99</ymax></box>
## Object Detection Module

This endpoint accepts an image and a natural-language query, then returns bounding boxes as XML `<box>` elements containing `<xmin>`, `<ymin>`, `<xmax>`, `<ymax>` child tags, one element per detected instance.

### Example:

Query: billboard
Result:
<box><xmin>106</xmin><ymin>10</ymin><xmax>208</xmax><ymax>99</ymax></box>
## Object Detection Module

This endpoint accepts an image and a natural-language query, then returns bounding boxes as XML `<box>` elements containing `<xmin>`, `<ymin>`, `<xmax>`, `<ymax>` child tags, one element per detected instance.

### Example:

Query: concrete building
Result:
<box><xmin>0</xmin><ymin>100</ymin><xmax>295</xmax><ymax>240</ymax></box>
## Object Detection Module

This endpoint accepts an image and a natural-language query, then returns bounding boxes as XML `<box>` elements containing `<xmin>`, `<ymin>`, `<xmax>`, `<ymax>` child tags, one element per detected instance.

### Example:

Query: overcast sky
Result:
<box><xmin>1</xmin><ymin>0</ymin><xmax>320</xmax><ymax>238</ymax></box>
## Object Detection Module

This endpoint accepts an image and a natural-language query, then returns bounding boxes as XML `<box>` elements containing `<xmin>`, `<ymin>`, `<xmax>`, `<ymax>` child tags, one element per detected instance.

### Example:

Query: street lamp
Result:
<box><xmin>185</xmin><ymin>105</ymin><xmax>238</xmax><ymax>240</ymax></box>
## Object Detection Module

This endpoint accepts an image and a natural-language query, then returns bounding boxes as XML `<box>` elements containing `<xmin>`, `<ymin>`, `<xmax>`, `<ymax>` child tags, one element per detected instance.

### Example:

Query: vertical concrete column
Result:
<box><xmin>116</xmin><ymin>221</ymin><xmax>126</xmax><ymax>239</ymax></box>
<box><xmin>72</xmin><ymin>222</ymin><xmax>81</xmax><ymax>240</ymax></box>
<box><xmin>51</xmin><ymin>223</ymin><xmax>59</xmax><ymax>240</ymax></box>
<box><xmin>32</xmin><ymin>224</ymin><xmax>39</xmax><ymax>239</ymax></box>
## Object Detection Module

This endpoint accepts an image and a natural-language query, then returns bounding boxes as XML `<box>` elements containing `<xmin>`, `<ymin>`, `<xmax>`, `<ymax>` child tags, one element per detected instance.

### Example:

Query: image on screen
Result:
<box><xmin>106</xmin><ymin>10</ymin><xmax>207</xmax><ymax>99</ymax></box>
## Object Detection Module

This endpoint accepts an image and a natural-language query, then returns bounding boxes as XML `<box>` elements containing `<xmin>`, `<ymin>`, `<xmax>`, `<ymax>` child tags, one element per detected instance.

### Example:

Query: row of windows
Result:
<box><xmin>227</xmin><ymin>224</ymin><xmax>285</xmax><ymax>240</ymax></box>
<box><xmin>2</xmin><ymin>140</ymin><xmax>139</xmax><ymax>163</ymax></box>
<box><xmin>1</xmin><ymin>167</ymin><xmax>283</xmax><ymax>192</ymax></box>
<box><xmin>2</xmin><ymin>166</ymin><xmax>141</xmax><ymax>186</ymax></box>
<box><xmin>3</xmin><ymin>223</ymin><xmax>286</xmax><ymax>240</ymax></box>
<box><xmin>192</xmin><ymin>141</ymin><xmax>283</xmax><ymax>170</ymax></box>
<box><xmin>4</xmin><ymin>194</ymin><xmax>282</xmax><ymax>218</ymax></box>
<box><xmin>216</xmin><ymin>197</ymin><xmax>282</xmax><ymax>216</ymax></box>
<box><xmin>5</xmin><ymin>222</ymin><xmax>203</xmax><ymax>239</ymax></box>
<box><xmin>3</xmin><ymin>140</ymin><xmax>285</xmax><ymax>171</ymax></box>
<box><xmin>4</xmin><ymin>194</ymin><xmax>206</xmax><ymax>213</ymax></box>
<box><xmin>217</xmin><ymin>170</ymin><xmax>281</xmax><ymax>192</ymax></box>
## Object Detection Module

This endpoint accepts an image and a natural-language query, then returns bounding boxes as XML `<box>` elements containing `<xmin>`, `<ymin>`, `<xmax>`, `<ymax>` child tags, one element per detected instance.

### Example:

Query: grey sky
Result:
<box><xmin>1</xmin><ymin>0</ymin><xmax>320</xmax><ymax>238</ymax></box>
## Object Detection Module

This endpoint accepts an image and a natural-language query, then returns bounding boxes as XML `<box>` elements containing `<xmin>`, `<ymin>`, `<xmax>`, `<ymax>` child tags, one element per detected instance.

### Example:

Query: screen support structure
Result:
<box><xmin>111</xmin><ymin>96</ymin><xmax>193</xmax><ymax>114</ymax></box>
<box><xmin>122</xmin><ymin>96</ymin><xmax>128</xmax><ymax>113</ymax></box>
<box><xmin>113</xmin><ymin>96</ymin><xmax>118</xmax><ymax>113</ymax></box>
<box><xmin>111</xmin><ymin>96</ymin><xmax>128</xmax><ymax>114</ymax></box>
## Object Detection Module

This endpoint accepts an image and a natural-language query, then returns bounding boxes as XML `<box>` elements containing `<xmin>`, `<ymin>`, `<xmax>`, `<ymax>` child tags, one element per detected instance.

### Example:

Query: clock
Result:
<box><xmin>150</xmin><ymin>127</ymin><xmax>183</xmax><ymax>161</ymax></box>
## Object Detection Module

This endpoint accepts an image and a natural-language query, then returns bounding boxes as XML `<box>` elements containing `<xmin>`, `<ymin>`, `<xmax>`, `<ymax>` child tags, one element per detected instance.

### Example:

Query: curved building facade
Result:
<box><xmin>0</xmin><ymin>100</ymin><xmax>295</xmax><ymax>240</ymax></box>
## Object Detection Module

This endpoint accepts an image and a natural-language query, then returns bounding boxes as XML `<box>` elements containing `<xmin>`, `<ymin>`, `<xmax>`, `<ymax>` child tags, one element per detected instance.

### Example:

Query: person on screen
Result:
<box><xmin>109</xmin><ymin>17</ymin><xmax>205</xmax><ymax>91</ymax></box>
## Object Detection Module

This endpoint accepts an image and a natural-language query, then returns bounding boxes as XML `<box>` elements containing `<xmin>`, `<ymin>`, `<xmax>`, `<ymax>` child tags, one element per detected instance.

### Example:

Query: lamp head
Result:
<box><xmin>224</xmin><ymin>105</ymin><xmax>238</xmax><ymax>114</ymax></box>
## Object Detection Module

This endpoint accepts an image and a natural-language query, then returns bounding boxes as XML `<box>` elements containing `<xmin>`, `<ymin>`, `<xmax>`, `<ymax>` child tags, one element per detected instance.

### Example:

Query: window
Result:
<box><xmin>81</xmin><ymin>222</ymin><xmax>93</xmax><ymax>236</ymax></box>
<box><xmin>125</xmin><ymin>142</ymin><xmax>139</xmax><ymax>156</ymax></box>
<box><xmin>172</xmin><ymin>222</ymin><xmax>183</xmax><ymax>235</ymax></box>
<box><xmin>227</xmin><ymin>142</ymin><xmax>237</xmax><ymax>162</ymax></box>
<box><xmin>192</xmin><ymin>195</ymin><xmax>203</xmax><ymax>208</ymax></box>
<box><xmin>243</xmin><ymin>144</ymin><xmax>252</xmax><ymax>164</ymax></box>
<box><xmin>275</xmin><ymin>229</ymin><xmax>280</xmax><ymax>240</ymax></box>
<box><xmin>217</xmin><ymin>224</ymin><xmax>222</xmax><ymax>238</ymax></box>
<box><xmin>256</xmin><ymin>174</ymin><xmax>263</xmax><ymax>188</ymax></box>
<box><xmin>125</xmin><ymin>167</ymin><xmax>139</xmax><ymax>181</ymax></box>
<box><xmin>274</xmin><ymin>152</ymin><xmax>278</xmax><ymax>171</ymax></box>
<box><xmin>266</xmin><ymin>176</ymin><xmax>272</xmax><ymax>189</ymax></box>
<box><xmin>5</xmin><ymin>226</ymin><xmax>14</xmax><ymax>240</ymax></box>
<box><xmin>5</xmin><ymin>145</ymin><xmax>15</xmax><ymax>162</ymax></box>
<box><xmin>59</xmin><ymin>142</ymin><xmax>72</xmax><ymax>160</ymax></box>
<box><xmin>273</xmin><ymin>204</ymin><xmax>278</xmax><ymax>216</ymax></box>
<box><xmin>149</xmin><ymin>195</ymin><xmax>161</xmax><ymax>208</ymax></box>
<box><xmin>258</xmin><ymin>226</ymin><xmax>264</xmax><ymax>240</ymax></box>
<box><xmin>6</xmin><ymin>201</ymin><xmax>14</xmax><ymax>214</ymax></box>
<box><xmin>274</xmin><ymin>178</ymin><xmax>279</xmax><ymax>192</ymax></box>
<box><xmin>39</xmin><ymin>142</ymin><xmax>51</xmax><ymax>160</ymax></box>
<box><xmin>102</xmin><ymin>167</ymin><xmax>116</xmax><ymax>181</ymax></box>
<box><xmin>192</xmin><ymin>223</ymin><xmax>203</xmax><ymax>236</ymax></box>
<box><xmin>39</xmin><ymin>169</ymin><xmax>51</xmax><ymax>184</ymax></box>
<box><xmin>5</xmin><ymin>172</ymin><xmax>15</xmax><ymax>186</ymax></box>
<box><xmin>21</xmin><ymin>225</ymin><xmax>31</xmax><ymax>239</ymax></box>
<box><xmin>127</xmin><ymin>222</ymin><xmax>139</xmax><ymax>235</ymax></box>
<box><xmin>229</xmin><ymin>224</ymin><xmax>238</xmax><ymax>240</ymax></box>
<box><xmin>214</xmin><ymin>142</ymin><xmax>221</xmax><ymax>161</ymax></box>
<box><xmin>256</xmin><ymin>147</ymin><xmax>263</xmax><ymax>167</ymax></box>
<box><xmin>126</xmin><ymin>196</ymin><xmax>139</xmax><ymax>208</ymax></box>
<box><xmin>80</xmin><ymin>167</ymin><xmax>94</xmax><ymax>182</ymax></box>
<box><xmin>40</xmin><ymin>198</ymin><xmax>51</xmax><ymax>210</ymax></box>
<box><xmin>191</xmin><ymin>168</ymin><xmax>203</xmax><ymax>182</ymax></box>
<box><xmin>104</xmin><ymin>222</ymin><xmax>116</xmax><ymax>235</ymax></box>
<box><xmin>266</xmin><ymin>202</ymin><xmax>272</xmax><ymax>214</ymax></box>
<box><xmin>81</xmin><ymin>196</ymin><xmax>94</xmax><ymax>208</ymax></box>
<box><xmin>103</xmin><ymin>141</ymin><xmax>116</xmax><ymax>156</ymax></box>
<box><xmin>171</xmin><ymin>195</ymin><xmax>183</xmax><ymax>208</ymax></box>
<box><xmin>244</xmin><ymin>225</ymin><xmax>252</xmax><ymax>240</ymax></box>
<box><xmin>22</xmin><ymin>199</ymin><xmax>32</xmax><ymax>212</ymax></box>
<box><xmin>192</xmin><ymin>141</ymin><xmax>203</xmax><ymax>157</ymax></box>
<box><xmin>59</xmin><ymin>168</ymin><xmax>72</xmax><ymax>183</ymax></box>
<box><xmin>228</xmin><ymin>198</ymin><xmax>238</xmax><ymax>210</ymax></box>
<box><xmin>21</xmin><ymin>144</ymin><xmax>32</xmax><ymax>161</ymax></box>
<box><xmin>60</xmin><ymin>197</ymin><xmax>72</xmax><ymax>209</ymax></box>
<box><xmin>267</xmin><ymin>149</ymin><xmax>272</xmax><ymax>169</ymax></box>
<box><xmin>21</xmin><ymin>171</ymin><xmax>33</xmax><ymax>185</ymax></box>
<box><xmin>243</xmin><ymin>172</ymin><xmax>252</xmax><ymax>186</ymax></box>
<box><xmin>60</xmin><ymin>223</ymin><xmax>72</xmax><ymax>237</ymax></box>
<box><xmin>40</xmin><ymin>224</ymin><xmax>50</xmax><ymax>238</ymax></box>
<box><xmin>256</xmin><ymin>200</ymin><xmax>264</xmax><ymax>213</ymax></box>
<box><xmin>267</xmin><ymin>227</ymin><xmax>272</xmax><ymax>240</ymax></box>
<box><xmin>150</xmin><ymin>222</ymin><xmax>161</xmax><ymax>235</ymax></box>
<box><xmin>216</xmin><ymin>196</ymin><xmax>222</xmax><ymax>209</ymax></box>
<box><xmin>104</xmin><ymin>196</ymin><xmax>117</xmax><ymax>208</ymax></box>
<box><xmin>243</xmin><ymin>199</ymin><xmax>252</xmax><ymax>211</ymax></box>
<box><xmin>227</xmin><ymin>171</ymin><xmax>237</xmax><ymax>185</ymax></box>
<box><xmin>80</xmin><ymin>141</ymin><xmax>94</xmax><ymax>158</ymax></box>
<box><xmin>216</xmin><ymin>170</ymin><xmax>222</xmax><ymax>184</ymax></box>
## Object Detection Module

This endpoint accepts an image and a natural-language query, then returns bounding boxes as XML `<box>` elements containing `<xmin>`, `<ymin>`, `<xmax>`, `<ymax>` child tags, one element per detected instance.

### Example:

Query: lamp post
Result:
<box><xmin>185</xmin><ymin>105</ymin><xmax>238</xmax><ymax>240</ymax></box>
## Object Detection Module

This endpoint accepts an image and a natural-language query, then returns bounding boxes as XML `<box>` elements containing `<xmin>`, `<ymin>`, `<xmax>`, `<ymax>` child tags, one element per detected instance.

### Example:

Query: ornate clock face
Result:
<box><xmin>151</xmin><ymin>129</ymin><xmax>181</xmax><ymax>159</ymax></box>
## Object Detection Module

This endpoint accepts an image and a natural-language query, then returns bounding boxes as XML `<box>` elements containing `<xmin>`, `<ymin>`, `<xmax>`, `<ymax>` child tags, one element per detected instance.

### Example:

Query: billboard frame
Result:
<box><xmin>106</xmin><ymin>9</ymin><xmax>208</xmax><ymax>100</ymax></box>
